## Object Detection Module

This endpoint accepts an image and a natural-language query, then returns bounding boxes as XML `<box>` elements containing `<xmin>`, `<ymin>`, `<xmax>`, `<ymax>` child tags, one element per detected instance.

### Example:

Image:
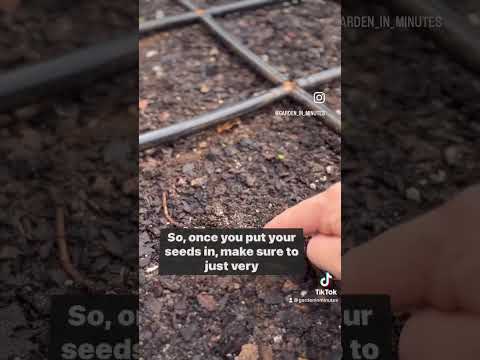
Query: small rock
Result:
<box><xmin>244</xmin><ymin>175</ymin><xmax>255</xmax><ymax>187</ymax></box>
<box><xmin>273</xmin><ymin>335</ymin><xmax>283</xmax><ymax>344</ymax></box>
<box><xmin>205</xmin><ymin>64</ymin><xmax>218</xmax><ymax>77</ymax></box>
<box><xmin>197</xmin><ymin>293</ymin><xmax>217</xmax><ymax>312</ymax></box>
<box><xmin>206</xmin><ymin>147</ymin><xmax>221</xmax><ymax>161</ymax></box>
<box><xmin>326</xmin><ymin>165</ymin><xmax>334</xmax><ymax>174</ymax></box>
<box><xmin>182</xmin><ymin>163</ymin><xmax>195</xmax><ymax>176</ymax></box>
<box><xmin>180</xmin><ymin>324</ymin><xmax>197</xmax><ymax>341</ymax></box>
<box><xmin>236</xmin><ymin>344</ymin><xmax>259</xmax><ymax>360</ymax></box>
<box><xmin>200</xmin><ymin>84</ymin><xmax>210</xmax><ymax>93</ymax></box>
<box><xmin>146</xmin><ymin>50</ymin><xmax>158</xmax><ymax>58</ymax></box>
<box><xmin>209</xmin><ymin>47</ymin><xmax>219</xmax><ymax>56</ymax></box>
<box><xmin>152</xmin><ymin>65</ymin><xmax>164</xmax><ymax>77</ymax></box>
<box><xmin>239</xmin><ymin>138</ymin><xmax>256</xmax><ymax>149</ymax></box>
<box><xmin>145</xmin><ymin>264</ymin><xmax>159</xmax><ymax>274</ymax></box>
<box><xmin>405</xmin><ymin>187</ymin><xmax>421</xmax><ymax>202</ymax></box>
<box><xmin>430</xmin><ymin>170</ymin><xmax>447</xmax><ymax>184</ymax></box>
<box><xmin>282</xmin><ymin>280</ymin><xmax>299</xmax><ymax>293</ymax></box>
<box><xmin>309</xmin><ymin>183</ymin><xmax>317</xmax><ymax>190</ymax></box>
<box><xmin>212</xmin><ymin>203</ymin><xmax>224</xmax><ymax>217</ymax></box>
<box><xmin>191</xmin><ymin>176</ymin><xmax>208</xmax><ymax>187</ymax></box>
<box><xmin>141</xmin><ymin>330</ymin><xmax>152</xmax><ymax>341</ymax></box>
<box><xmin>468</xmin><ymin>13</ymin><xmax>480</xmax><ymax>26</ymax></box>
<box><xmin>444</xmin><ymin>145</ymin><xmax>462</xmax><ymax>166</ymax></box>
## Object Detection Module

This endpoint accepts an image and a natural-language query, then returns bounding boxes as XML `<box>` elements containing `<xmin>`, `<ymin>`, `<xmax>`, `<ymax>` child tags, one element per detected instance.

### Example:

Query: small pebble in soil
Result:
<box><xmin>282</xmin><ymin>279</ymin><xmax>299</xmax><ymax>293</ymax></box>
<box><xmin>405</xmin><ymin>187</ymin><xmax>421</xmax><ymax>202</ymax></box>
<box><xmin>444</xmin><ymin>145</ymin><xmax>462</xmax><ymax>166</ymax></box>
<box><xmin>182</xmin><ymin>163</ymin><xmax>195</xmax><ymax>176</ymax></box>
<box><xmin>152</xmin><ymin>65</ymin><xmax>163</xmax><ymax>78</ymax></box>
<box><xmin>430</xmin><ymin>170</ymin><xmax>447</xmax><ymax>184</ymax></box>
<box><xmin>197</xmin><ymin>293</ymin><xmax>217</xmax><ymax>312</ymax></box>
<box><xmin>468</xmin><ymin>13</ymin><xmax>480</xmax><ymax>26</ymax></box>
<box><xmin>146</xmin><ymin>50</ymin><xmax>158</xmax><ymax>58</ymax></box>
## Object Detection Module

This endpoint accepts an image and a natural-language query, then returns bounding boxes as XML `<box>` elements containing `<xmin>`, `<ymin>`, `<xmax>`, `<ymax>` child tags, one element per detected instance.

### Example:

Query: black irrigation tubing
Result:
<box><xmin>139</xmin><ymin>67</ymin><xmax>341</xmax><ymax>150</ymax></box>
<box><xmin>177</xmin><ymin>0</ymin><xmax>341</xmax><ymax>134</ymax></box>
<box><xmin>140</xmin><ymin>0</ymin><xmax>294</xmax><ymax>34</ymax></box>
<box><xmin>390</xmin><ymin>0</ymin><xmax>480</xmax><ymax>75</ymax></box>
<box><xmin>0</xmin><ymin>33</ymin><xmax>137</xmax><ymax>113</ymax></box>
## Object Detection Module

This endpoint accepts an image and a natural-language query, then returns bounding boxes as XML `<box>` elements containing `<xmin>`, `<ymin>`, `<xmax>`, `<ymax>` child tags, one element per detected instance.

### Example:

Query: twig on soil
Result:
<box><xmin>56</xmin><ymin>205</ymin><xmax>96</xmax><ymax>290</ymax></box>
<box><xmin>162</xmin><ymin>191</ymin><xmax>178</xmax><ymax>226</ymax></box>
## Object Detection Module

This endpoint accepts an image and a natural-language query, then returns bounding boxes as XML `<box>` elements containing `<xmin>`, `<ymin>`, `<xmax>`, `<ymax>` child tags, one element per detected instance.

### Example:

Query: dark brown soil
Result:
<box><xmin>0</xmin><ymin>3</ymin><xmax>137</xmax><ymax>359</ymax></box>
<box><xmin>0</xmin><ymin>0</ymin><xmax>136</xmax><ymax>70</ymax></box>
<box><xmin>139</xmin><ymin>0</ymin><xmax>341</xmax><ymax>359</ymax></box>
<box><xmin>342</xmin><ymin>1</ymin><xmax>480</xmax><ymax>358</ymax></box>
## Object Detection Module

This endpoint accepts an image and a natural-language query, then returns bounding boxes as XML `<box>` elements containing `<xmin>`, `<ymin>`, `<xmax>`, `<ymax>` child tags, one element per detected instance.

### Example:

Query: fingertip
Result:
<box><xmin>306</xmin><ymin>234</ymin><xmax>341</xmax><ymax>280</ymax></box>
<box><xmin>263</xmin><ymin>217</ymin><xmax>279</xmax><ymax>229</ymax></box>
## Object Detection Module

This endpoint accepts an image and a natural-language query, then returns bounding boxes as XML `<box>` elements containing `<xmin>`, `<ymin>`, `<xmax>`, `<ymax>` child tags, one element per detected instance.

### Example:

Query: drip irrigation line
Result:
<box><xmin>390</xmin><ymin>0</ymin><xmax>480</xmax><ymax>74</ymax></box>
<box><xmin>295</xmin><ymin>67</ymin><xmax>341</xmax><ymax>88</ymax></box>
<box><xmin>0</xmin><ymin>33</ymin><xmax>137</xmax><ymax>113</ymax></box>
<box><xmin>140</xmin><ymin>87</ymin><xmax>286</xmax><ymax>150</ymax></box>
<box><xmin>140</xmin><ymin>0</ymin><xmax>285</xmax><ymax>34</ymax></box>
<box><xmin>139</xmin><ymin>67</ymin><xmax>340</xmax><ymax>150</ymax></box>
<box><xmin>177</xmin><ymin>0</ymin><xmax>341</xmax><ymax>133</ymax></box>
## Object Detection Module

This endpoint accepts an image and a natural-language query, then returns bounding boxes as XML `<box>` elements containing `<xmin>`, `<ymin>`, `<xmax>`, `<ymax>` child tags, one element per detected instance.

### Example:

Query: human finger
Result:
<box><xmin>265</xmin><ymin>182</ymin><xmax>341</xmax><ymax>237</ymax></box>
<box><xmin>306</xmin><ymin>234</ymin><xmax>341</xmax><ymax>279</ymax></box>
<box><xmin>399</xmin><ymin>310</ymin><xmax>480</xmax><ymax>359</ymax></box>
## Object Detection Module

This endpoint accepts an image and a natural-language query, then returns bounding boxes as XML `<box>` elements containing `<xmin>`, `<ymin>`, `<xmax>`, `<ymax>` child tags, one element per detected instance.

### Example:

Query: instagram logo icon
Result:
<box><xmin>313</xmin><ymin>91</ymin><xmax>326</xmax><ymax>104</ymax></box>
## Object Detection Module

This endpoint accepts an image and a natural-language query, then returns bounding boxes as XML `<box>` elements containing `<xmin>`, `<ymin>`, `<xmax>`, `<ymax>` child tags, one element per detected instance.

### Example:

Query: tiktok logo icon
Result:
<box><xmin>320</xmin><ymin>272</ymin><xmax>334</xmax><ymax>288</ymax></box>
